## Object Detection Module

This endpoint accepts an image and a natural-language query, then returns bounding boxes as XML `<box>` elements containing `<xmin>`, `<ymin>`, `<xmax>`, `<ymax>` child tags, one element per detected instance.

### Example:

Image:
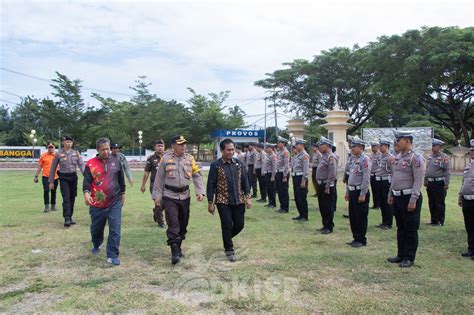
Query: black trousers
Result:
<box><xmin>163</xmin><ymin>197</ymin><xmax>190</xmax><ymax>245</ymax></box>
<box><xmin>375</xmin><ymin>179</ymin><xmax>393</xmax><ymax>226</ymax></box>
<box><xmin>42</xmin><ymin>176</ymin><xmax>58</xmax><ymax>205</ymax></box>
<box><xmin>247</xmin><ymin>165</ymin><xmax>258</xmax><ymax>196</ymax></box>
<box><xmin>462</xmin><ymin>199</ymin><xmax>474</xmax><ymax>252</ymax></box>
<box><xmin>59</xmin><ymin>172</ymin><xmax>78</xmax><ymax>219</ymax></box>
<box><xmin>292</xmin><ymin>175</ymin><xmax>308</xmax><ymax>219</ymax></box>
<box><xmin>370</xmin><ymin>174</ymin><xmax>380</xmax><ymax>208</ymax></box>
<box><xmin>265</xmin><ymin>173</ymin><xmax>276</xmax><ymax>206</ymax></box>
<box><xmin>217</xmin><ymin>203</ymin><xmax>246</xmax><ymax>252</ymax></box>
<box><xmin>255</xmin><ymin>168</ymin><xmax>267</xmax><ymax>200</ymax></box>
<box><xmin>317</xmin><ymin>183</ymin><xmax>335</xmax><ymax>231</ymax></box>
<box><xmin>275</xmin><ymin>172</ymin><xmax>289</xmax><ymax>211</ymax></box>
<box><xmin>427</xmin><ymin>181</ymin><xmax>446</xmax><ymax>224</ymax></box>
<box><xmin>332</xmin><ymin>179</ymin><xmax>338</xmax><ymax>212</ymax></box>
<box><xmin>150</xmin><ymin>185</ymin><xmax>165</xmax><ymax>224</ymax></box>
<box><xmin>348</xmin><ymin>190</ymin><xmax>370</xmax><ymax>243</ymax></box>
<box><xmin>311</xmin><ymin>167</ymin><xmax>318</xmax><ymax>195</ymax></box>
<box><xmin>393</xmin><ymin>194</ymin><xmax>422</xmax><ymax>261</ymax></box>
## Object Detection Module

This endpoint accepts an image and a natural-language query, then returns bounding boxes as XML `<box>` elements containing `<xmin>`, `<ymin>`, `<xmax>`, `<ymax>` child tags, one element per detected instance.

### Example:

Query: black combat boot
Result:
<box><xmin>177</xmin><ymin>240</ymin><xmax>184</xmax><ymax>258</ymax></box>
<box><xmin>170</xmin><ymin>243</ymin><xmax>180</xmax><ymax>265</ymax></box>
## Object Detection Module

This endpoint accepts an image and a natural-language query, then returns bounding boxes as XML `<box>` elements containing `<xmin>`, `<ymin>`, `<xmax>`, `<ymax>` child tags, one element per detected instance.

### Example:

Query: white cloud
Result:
<box><xmin>1</xmin><ymin>0</ymin><xmax>472</xmax><ymax>129</ymax></box>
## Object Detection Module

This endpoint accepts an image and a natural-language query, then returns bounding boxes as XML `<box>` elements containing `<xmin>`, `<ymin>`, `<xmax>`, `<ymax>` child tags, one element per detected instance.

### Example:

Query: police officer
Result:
<box><xmin>387</xmin><ymin>130</ymin><xmax>425</xmax><ymax>268</ymax></box>
<box><xmin>263</xmin><ymin>144</ymin><xmax>277</xmax><ymax>209</ymax></box>
<box><xmin>459</xmin><ymin>139</ymin><xmax>474</xmax><ymax>259</ymax></box>
<box><xmin>275</xmin><ymin>136</ymin><xmax>290</xmax><ymax>213</ymax></box>
<box><xmin>291</xmin><ymin>139</ymin><xmax>310</xmax><ymax>222</ymax></box>
<box><xmin>310</xmin><ymin>143</ymin><xmax>322</xmax><ymax>197</ymax></box>
<box><xmin>374</xmin><ymin>139</ymin><xmax>394</xmax><ymax>229</ymax></box>
<box><xmin>342</xmin><ymin>136</ymin><xmax>355</xmax><ymax>219</ymax></box>
<box><xmin>331</xmin><ymin>144</ymin><xmax>339</xmax><ymax>213</ymax></box>
<box><xmin>141</xmin><ymin>140</ymin><xmax>166</xmax><ymax>228</ymax></box>
<box><xmin>111</xmin><ymin>143</ymin><xmax>133</xmax><ymax>187</ymax></box>
<box><xmin>254</xmin><ymin>143</ymin><xmax>267</xmax><ymax>203</ymax></box>
<box><xmin>246</xmin><ymin>143</ymin><xmax>258</xmax><ymax>198</ymax></box>
<box><xmin>345</xmin><ymin>138</ymin><xmax>371</xmax><ymax>247</ymax></box>
<box><xmin>316</xmin><ymin>136</ymin><xmax>338</xmax><ymax>234</ymax></box>
<box><xmin>152</xmin><ymin>135</ymin><xmax>205</xmax><ymax>265</ymax></box>
<box><xmin>425</xmin><ymin>138</ymin><xmax>450</xmax><ymax>226</ymax></box>
<box><xmin>370</xmin><ymin>141</ymin><xmax>381</xmax><ymax>209</ymax></box>
<box><xmin>49</xmin><ymin>136</ymin><xmax>85</xmax><ymax>227</ymax></box>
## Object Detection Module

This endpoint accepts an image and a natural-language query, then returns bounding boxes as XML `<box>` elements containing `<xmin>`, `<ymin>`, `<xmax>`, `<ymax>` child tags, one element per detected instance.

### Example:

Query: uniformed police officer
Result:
<box><xmin>254</xmin><ymin>143</ymin><xmax>267</xmax><ymax>203</ymax></box>
<box><xmin>387</xmin><ymin>130</ymin><xmax>425</xmax><ymax>268</ymax></box>
<box><xmin>310</xmin><ymin>143</ymin><xmax>322</xmax><ymax>197</ymax></box>
<box><xmin>246</xmin><ymin>143</ymin><xmax>258</xmax><ymax>198</ymax></box>
<box><xmin>425</xmin><ymin>138</ymin><xmax>450</xmax><ymax>226</ymax></box>
<box><xmin>49</xmin><ymin>136</ymin><xmax>85</xmax><ymax>227</ymax></box>
<box><xmin>291</xmin><ymin>138</ymin><xmax>310</xmax><ymax>222</ymax></box>
<box><xmin>152</xmin><ymin>135</ymin><xmax>205</xmax><ymax>265</ymax></box>
<box><xmin>331</xmin><ymin>143</ymin><xmax>339</xmax><ymax>213</ymax></box>
<box><xmin>374</xmin><ymin>139</ymin><xmax>394</xmax><ymax>229</ymax></box>
<box><xmin>316</xmin><ymin>136</ymin><xmax>338</xmax><ymax>234</ymax></box>
<box><xmin>111</xmin><ymin>143</ymin><xmax>133</xmax><ymax>187</ymax></box>
<box><xmin>264</xmin><ymin>144</ymin><xmax>277</xmax><ymax>209</ymax></box>
<box><xmin>459</xmin><ymin>139</ymin><xmax>474</xmax><ymax>259</ymax></box>
<box><xmin>275</xmin><ymin>136</ymin><xmax>290</xmax><ymax>213</ymax></box>
<box><xmin>345</xmin><ymin>138</ymin><xmax>371</xmax><ymax>247</ymax></box>
<box><xmin>141</xmin><ymin>139</ymin><xmax>166</xmax><ymax>228</ymax></box>
<box><xmin>342</xmin><ymin>136</ymin><xmax>355</xmax><ymax>219</ymax></box>
<box><xmin>370</xmin><ymin>141</ymin><xmax>381</xmax><ymax>209</ymax></box>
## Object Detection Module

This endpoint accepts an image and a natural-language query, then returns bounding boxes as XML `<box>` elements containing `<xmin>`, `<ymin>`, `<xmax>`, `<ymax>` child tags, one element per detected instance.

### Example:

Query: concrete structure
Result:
<box><xmin>286</xmin><ymin>117</ymin><xmax>306</xmax><ymax>141</ymax></box>
<box><xmin>320</xmin><ymin>92</ymin><xmax>353</xmax><ymax>169</ymax></box>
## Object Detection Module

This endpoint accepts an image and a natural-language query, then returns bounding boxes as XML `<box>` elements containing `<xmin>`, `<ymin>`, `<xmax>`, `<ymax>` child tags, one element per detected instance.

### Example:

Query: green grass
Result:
<box><xmin>0</xmin><ymin>170</ymin><xmax>473</xmax><ymax>313</ymax></box>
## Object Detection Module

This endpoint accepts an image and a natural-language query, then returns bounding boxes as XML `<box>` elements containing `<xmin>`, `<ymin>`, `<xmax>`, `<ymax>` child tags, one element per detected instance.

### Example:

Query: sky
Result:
<box><xmin>0</xmin><ymin>0</ymin><xmax>472</xmax><ymax>129</ymax></box>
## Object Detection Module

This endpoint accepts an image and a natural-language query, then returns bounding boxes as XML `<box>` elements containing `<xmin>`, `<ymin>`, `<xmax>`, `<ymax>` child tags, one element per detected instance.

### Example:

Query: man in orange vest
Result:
<box><xmin>34</xmin><ymin>142</ymin><xmax>59</xmax><ymax>212</ymax></box>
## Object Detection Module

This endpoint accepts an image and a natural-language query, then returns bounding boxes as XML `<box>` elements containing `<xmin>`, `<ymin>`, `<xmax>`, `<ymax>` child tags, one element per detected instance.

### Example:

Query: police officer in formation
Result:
<box><xmin>254</xmin><ymin>143</ymin><xmax>267</xmax><ymax>203</ymax></box>
<box><xmin>342</xmin><ymin>135</ymin><xmax>354</xmax><ymax>219</ymax></box>
<box><xmin>387</xmin><ymin>130</ymin><xmax>425</xmax><ymax>268</ymax></box>
<box><xmin>245</xmin><ymin>143</ymin><xmax>258</xmax><ymax>198</ymax></box>
<box><xmin>425</xmin><ymin>138</ymin><xmax>450</xmax><ymax>226</ymax></box>
<box><xmin>152</xmin><ymin>135</ymin><xmax>205</xmax><ymax>265</ymax></box>
<box><xmin>263</xmin><ymin>143</ymin><xmax>277</xmax><ymax>209</ymax></box>
<box><xmin>49</xmin><ymin>136</ymin><xmax>85</xmax><ymax>227</ymax></box>
<box><xmin>141</xmin><ymin>139</ymin><xmax>166</xmax><ymax>228</ymax></box>
<box><xmin>459</xmin><ymin>139</ymin><xmax>474</xmax><ymax>259</ymax></box>
<box><xmin>291</xmin><ymin>138</ymin><xmax>310</xmax><ymax>222</ymax></box>
<box><xmin>345</xmin><ymin>138</ymin><xmax>371</xmax><ymax>247</ymax></box>
<box><xmin>310</xmin><ymin>142</ymin><xmax>322</xmax><ymax>197</ymax></box>
<box><xmin>275</xmin><ymin>136</ymin><xmax>290</xmax><ymax>213</ymax></box>
<box><xmin>370</xmin><ymin>141</ymin><xmax>381</xmax><ymax>209</ymax></box>
<box><xmin>316</xmin><ymin>136</ymin><xmax>338</xmax><ymax>234</ymax></box>
<box><xmin>374</xmin><ymin>139</ymin><xmax>394</xmax><ymax>229</ymax></box>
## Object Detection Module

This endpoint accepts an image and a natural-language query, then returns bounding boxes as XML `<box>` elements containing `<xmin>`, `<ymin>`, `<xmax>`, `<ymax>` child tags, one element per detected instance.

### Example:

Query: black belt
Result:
<box><xmin>58</xmin><ymin>171</ymin><xmax>77</xmax><ymax>177</ymax></box>
<box><xmin>165</xmin><ymin>184</ymin><xmax>189</xmax><ymax>193</ymax></box>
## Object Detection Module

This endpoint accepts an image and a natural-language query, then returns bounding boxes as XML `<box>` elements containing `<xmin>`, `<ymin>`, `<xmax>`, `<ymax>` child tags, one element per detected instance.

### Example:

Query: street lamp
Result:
<box><xmin>138</xmin><ymin>130</ymin><xmax>143</xmax><ymax>162</ymax></box>
<box><xmin>30</xmin><ymin>129</ymin><xmax>37</xmax><ymax>163</ymax></box>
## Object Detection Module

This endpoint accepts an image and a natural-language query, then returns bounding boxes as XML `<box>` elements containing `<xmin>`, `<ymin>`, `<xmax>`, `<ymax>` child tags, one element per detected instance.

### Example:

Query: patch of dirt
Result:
<box><xmin>7</xmin><ymin>292</ymin><xmax>63</xmax><ymax>313</ymax></box>
<box><xmin>0</xmin><ymin>282</ymin><xmax>28</xmax><ymax>294</ymax></box>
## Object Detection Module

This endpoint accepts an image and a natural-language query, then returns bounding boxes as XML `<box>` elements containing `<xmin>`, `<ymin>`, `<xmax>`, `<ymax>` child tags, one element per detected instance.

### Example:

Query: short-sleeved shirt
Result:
<box><xmin>144</xmin><ymin>153</ymin><xmax>162</xmax><ymax>186</ymax></box>
<box><xmin>39</xmin><ymin>152</ymin><xmax>58</xmax><ymax>179</ymax></box>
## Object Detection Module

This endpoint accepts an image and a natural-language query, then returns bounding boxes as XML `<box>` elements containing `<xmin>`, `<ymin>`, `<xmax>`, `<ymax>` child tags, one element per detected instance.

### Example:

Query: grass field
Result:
<box><xmin>0</xmin><ymin>170</ymin><xmax>473</xmax><ymax>313</ymax></box>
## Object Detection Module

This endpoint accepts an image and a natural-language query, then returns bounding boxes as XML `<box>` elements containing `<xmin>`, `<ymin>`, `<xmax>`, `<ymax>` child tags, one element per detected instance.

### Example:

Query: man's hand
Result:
<box><xmin>49</xmin><ymin>183</ymin><xmax>55</xmax><ymax>190</ymax></box>
<box><xmin>155</xmin><ymin>199</ymin><xmax>161</xmax><ymax>207</ymax></box>
<box><xmin>208</xmin><ymin>203</ymin><xmax>215</xmax><ymax>215</ymax></box>
<box><xmin>196</xmin><ymin>194</ymin><xmax>204</xmax><ymax>202</ymax></box>
<box><xmin>387</xmin><ymin>195</ymin><xmax>393</xmax><ymax>205</ymax></box>
<box><xmin>458</xmin><ymin>198</ymin><xmax>463</xmax><ymax>207</ymax></box>
<box><xmin>444</xmin><ymin>185</ymin><xmax>449</xmax><ymax>191</ymax></box>
<box><xmin>140</xmin><ymin>185</ymin><xmax>146</xmax><ymax>193</ymax></box>
<box><xmin>283</xmin><ymin>176</ymin><xmax>288</xmax><ymax>183</ymax></box>
<box><xmin>300</xmin><ymin>181</ymin><xmax>306</xmax><ymax>189</ymax></box>
<box><xmin>121</xmin><ymin>194</ymin><xmax>126</xmax><ymax>206</ymax></box>
<box><xmin>84</xmin><ymin>192</ymin><xmax>94</xmax><ymax>206</ymax></box>
<box><xmin>358</xmin><ymin>195</ymin><xmax>366</xmax><ymax>203</ymax></box>
<box><xmin>324</xmin><ymin>187</ymin><xmax>330</xmax><ymax>194</ymax></box>
<box><xmin>344</xmin><ymin>194</ymin><xmax>349</xmax><ymax>201</ymax></box>
<box><xmin>33</xmin><ymin>176</ymin><xmax>38</xmax><ymax>183</ymax></box>
<box><xmin>245</xmin><ymin>197</ymin><xmax>252</xmax><ymax>209</ymax></box>
<box><xmin>407</xmin><ymin>201</ymin><xmax>416</xmax><ymax>212</ymax></box>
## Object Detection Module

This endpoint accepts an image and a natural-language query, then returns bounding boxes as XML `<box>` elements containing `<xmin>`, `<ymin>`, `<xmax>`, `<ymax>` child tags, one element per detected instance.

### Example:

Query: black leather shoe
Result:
<box><xmin>278</xmin><ymin>209</ymin><xmax>288</xmax><ymax>213</ymax></box>
<box><xmin>158</xmin><ymin>223</ymin><xmax>166</xmax><ymax>228</ymax></box>
<box><xmin>292</xmin><ymin>216</ymin><xmax>302</xmax><ymax>220</ymax></box>
<box><xmin>346</xmin><ymin>240</ymin><xmax>355</xmax><ymax>245</ymax></box>
<box><xmin>461</xmin><ymin>251</ymin><xmax>473</xmax><ymax>257</ymax></box>
<box><xmin>256</xmin><ymin>199</ymin><xmax>267</xmax><ymax>203</ymax></box>
<box><xmin>64</xmin><ymin>219</ymin><xmax>72</xmax><ymax>227</ymax></box>
<box><xmin>351</xmin><ymin>241</ymin><xmax>367</xmax><ymax>248</ymax></box>
<box><xmin>297</xmin><ymin>217</ymin><xmax>308</xmax><ymax>222</ymax></box>
<box><xmin>170</xmin><ymin>243</ymin><xmax>181</xmax><ymax>265</ymax></box>
<box><xmin>70</xmin><ymin>220</ymin><xmax>77</xmax><ymax>225</ymax></box>
<box><xmin>268</xmin><ymin>205</ymin><xmax>275</xmax><ymax>208</ymax></box>
<box><xmin>320</xmin><ymin>229</ymin><xmax>332</xmax><ymax>235</ymax></box>
<box><xmin>379</xmin><ymin>224</ymin><xmax>391</xmax><ymax>230</ymax></box>
<box><xmin>399</xmin><ymin>260</ymin><xmax>414</xmax><ymax>268</ymax></box>
<box><xmin>387</xmin><ymin>256</ymin><xmax>403</xmax><ymax>263</ymax></box>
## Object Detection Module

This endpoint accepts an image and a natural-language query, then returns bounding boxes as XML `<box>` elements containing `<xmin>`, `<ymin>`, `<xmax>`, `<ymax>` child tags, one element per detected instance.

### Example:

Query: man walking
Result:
<box><xmin>83</xmin><ymin>138</ymin><xmax>125</xmax><ymax>266</ymax></box>
<box><xmin>153</xmin><ymin>135</ymin><xmax>205</xmax><ymax>265</ymax></box>
<box><xmin>34</xmin><ymin>142</ymin><xmax>59</xmax><ymax>212</ymax></box>
<box><xmin>387</xmin><ymin>131</ymin><xmax>425</xmax><ymax>268</ymax></box>
<box><xmin>207</xmin><ymin>139</ymin><xmax>251</xmax><ymax>262</ymax></box>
